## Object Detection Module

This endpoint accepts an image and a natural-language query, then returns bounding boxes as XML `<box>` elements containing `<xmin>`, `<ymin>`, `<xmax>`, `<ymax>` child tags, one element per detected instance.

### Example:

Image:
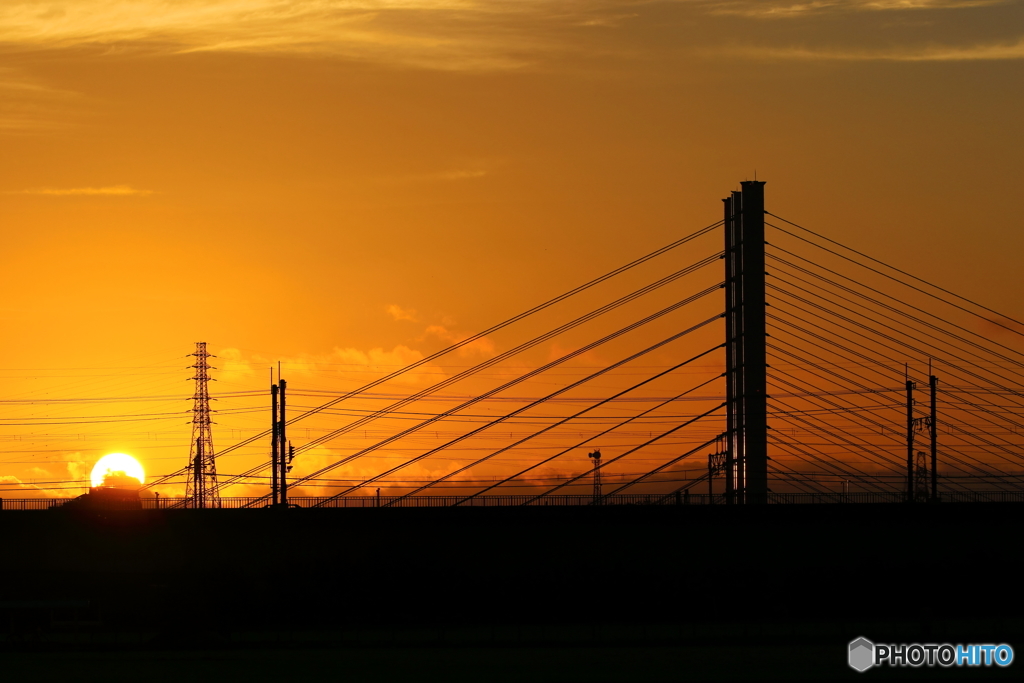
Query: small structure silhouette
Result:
<box><xmin>588</xmin><ymin>449</ymin><xmax>602</xmax><ymax>505</ymax></box>
<box><xmin>67</xmin><ymin>471</ymin><xmax>142</xmax><ymax>510</ymax></box>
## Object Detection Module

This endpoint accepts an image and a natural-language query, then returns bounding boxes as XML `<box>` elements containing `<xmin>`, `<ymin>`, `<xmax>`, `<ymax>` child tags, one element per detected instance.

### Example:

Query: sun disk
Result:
<box><xmin>90</xmin><ymin>453</ymin><xmax>145</xmax><ymax>488</ymax></box>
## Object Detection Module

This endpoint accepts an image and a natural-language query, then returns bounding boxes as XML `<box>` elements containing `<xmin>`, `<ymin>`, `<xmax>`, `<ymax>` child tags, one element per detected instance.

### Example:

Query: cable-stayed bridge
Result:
<box><xmin>8</xmin><ymin>181</ymin><xmax>1024</xmax><ymax>509</ymax></box>
<box><xmin>5</xmin><ymin>183</ymin><xmax>1023</xmax><ymax>679</ymax></box>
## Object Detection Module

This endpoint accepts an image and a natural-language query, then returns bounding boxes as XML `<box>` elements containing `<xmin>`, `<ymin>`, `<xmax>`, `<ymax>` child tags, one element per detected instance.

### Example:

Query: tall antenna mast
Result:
<box><xmin>185</xmin><ymin>342</ymin><xmax>220</xmax><ymax>508</ymax></box>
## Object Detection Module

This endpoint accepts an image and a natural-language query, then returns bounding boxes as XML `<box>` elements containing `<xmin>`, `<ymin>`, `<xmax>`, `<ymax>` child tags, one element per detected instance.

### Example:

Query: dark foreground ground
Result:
<box><xmin>1</xmin><ymin>503</ymin><xmax>1021</xmax><ymax>680</ymax></box>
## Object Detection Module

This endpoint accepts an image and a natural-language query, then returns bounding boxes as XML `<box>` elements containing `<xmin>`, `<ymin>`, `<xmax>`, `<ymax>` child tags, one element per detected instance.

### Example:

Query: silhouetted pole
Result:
<box><xmin>271</xmin><ymin>381</ymin><xmax>279</xmax><ymax>506</ymax></box>
<box><xmin>740</xmin><ymin>181</ymin><xmax>768</xmax><ymax>504</ymax></box>
<box><xmin>930</xmin><ymin>375</ymin><xmax>938</xmax><ymax>502</ymax></box>
<box><xmin>588</xmin><ymin>449</ymin><xmax>602</xmax><ymax>505</ymax></box>
<box><xmin>906</xmin><ymin>378</ymin><xmax>915</xmax><ymax>503</ymax></box>
<box><xmin>194</xmin><ymin>437</ymin><xmax>204</xmax><ymax>509</ymax></box>
<box><xmin>708</xmin><ymin>453</ymin><xmax>713</xmax><ymax>500</ymax></box>
<box><xmin>280</xmin><ymin>379</ymin><xmax>288</xmax><ymax>507</ymax></box>
<box><xmin>288</xmin><ymin>442</ymin><xmax>294</xmax><ymax>494</ymax></box>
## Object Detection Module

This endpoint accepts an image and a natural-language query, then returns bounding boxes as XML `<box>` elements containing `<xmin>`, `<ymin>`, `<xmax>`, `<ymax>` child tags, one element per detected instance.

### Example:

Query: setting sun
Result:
<box><xmin>90</xmin><ymin>453</ymin><xmax>145</xmax><ymax>489</ymax></box>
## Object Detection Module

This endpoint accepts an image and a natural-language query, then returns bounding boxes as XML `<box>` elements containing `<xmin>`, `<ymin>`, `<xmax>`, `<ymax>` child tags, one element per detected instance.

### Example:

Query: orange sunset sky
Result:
<box><xmin>2</xmin><ymin>0</ymin><xmax>1023</xmax><ymax>499</ymax></box>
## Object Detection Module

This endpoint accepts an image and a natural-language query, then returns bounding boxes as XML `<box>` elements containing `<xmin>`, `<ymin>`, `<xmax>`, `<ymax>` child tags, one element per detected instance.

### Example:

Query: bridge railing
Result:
<box><xmin>2</xmin><ymin>490</ymin><xmax>1022</xmax><ymax>510</ymax></box>
<box><xmin>0</xmin><ymin>498</ymin><xmax>69</xmax><ymax>510</ymax></box>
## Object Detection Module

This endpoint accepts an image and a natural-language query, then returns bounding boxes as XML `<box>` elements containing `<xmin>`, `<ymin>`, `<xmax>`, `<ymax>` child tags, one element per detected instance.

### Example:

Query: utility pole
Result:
<box><xmin>279</xmin><ymin>378</ymin><xmax>288</xmax><ymax>507</ymax></box>
<box><xmin>588</xmin><ymin>449</ymin><xmax>602</xmax><ymax>505</ymax></box>
<box><xmin>707</xmin><ymin>435</ymin><xmax>728</xmax><ymax>503</ymax></box>
<box><xmin>915</xmin><ymin>451</ymin><xmax>929</xmax><ymax>503</ymax></box>
<box><xmin>906</xmin><ymin>376</ymin><xmax>915</xmax><ymax>504</ymax></box>
<box><xmin>930</xmin><ymin>374</ymin><xmax>939</xmax><ymax>502</ymax></box>
<box><xmin>708</xmin><ymin>454</ymin><xmax>713</xmax><ymax>500</ymax></box>
<box><xmin>906</xmin><ymin>370</ymin><xmax>938</xmax><ymax>504</ymax></box>
<box><xmin>269</xmin><ymin>376</ymin><xmax>292</xmax><ymax>507</ymax></box>
<box><xmin>185</xmin><ymin>342</ymin><xmax>219</xmax><ymax>508</ymax></box>
<box><xmin>193</xmin><ymin>437</ymin><xmax>204</xmax><ymax>509</ymax></box>
<box><xmin>271</xmin><ymin>376</ymin><xmax>279</xmax><ymax>506</ymax></box>
<box><xmin>708</xmin><ymin>451</ymin><xmax>725</xmax><ymax>502</ymax></box>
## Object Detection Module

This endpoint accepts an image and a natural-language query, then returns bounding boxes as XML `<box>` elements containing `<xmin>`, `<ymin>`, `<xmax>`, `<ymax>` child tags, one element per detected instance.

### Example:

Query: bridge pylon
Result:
<box><xmin>724</xmin><ymin>182</ymin><xmax>769</xmax><ymax>504</ymax></box>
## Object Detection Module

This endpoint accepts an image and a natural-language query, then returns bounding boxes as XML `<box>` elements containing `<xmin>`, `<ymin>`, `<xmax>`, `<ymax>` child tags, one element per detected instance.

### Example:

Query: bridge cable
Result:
<box><xmin>453</xmin><ymin>373</ymin><xmax>723</xmax><ymax>505</ymax></box>
<box><xmin>385</xmin><ymin>343</ymin><xmax>724</xmax><ymax>505</ymax></box>
<box><xmin>766</xmin><ymin>213</ymin><xmax>1024</xmax><ymax>336</ymax></box>
<box><xmin>520</xmin><ymin>403</ymin><xmax>726</xmax><ymax>505</ymax></box>
<box><xmin>142</xmin><ymin>220</ymin><xmax>722</xmax><ymax>492</ymax></box>
<box><xmin>296</xmin><ymin>295</ymin><xmax>723</xmax><ymax>507</ymax></box>
<box><xmin>193</xmin><ymin>255</ymin><xmax>722</xmax><ymax>501</ymax></box>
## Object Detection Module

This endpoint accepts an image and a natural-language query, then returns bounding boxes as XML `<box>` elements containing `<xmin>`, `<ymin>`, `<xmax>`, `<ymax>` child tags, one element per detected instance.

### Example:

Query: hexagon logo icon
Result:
<box><xmin>849</xmin><ymin>637</ymin><xmax>875</xmax><ymax>672</ymax></box>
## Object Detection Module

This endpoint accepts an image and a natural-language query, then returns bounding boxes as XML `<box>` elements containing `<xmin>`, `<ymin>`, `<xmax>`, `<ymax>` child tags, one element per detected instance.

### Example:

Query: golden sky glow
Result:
<box><xmin>1</xmin><ymin>0</ymin><xmax>1022</xmax><ymax>499</ymax></box>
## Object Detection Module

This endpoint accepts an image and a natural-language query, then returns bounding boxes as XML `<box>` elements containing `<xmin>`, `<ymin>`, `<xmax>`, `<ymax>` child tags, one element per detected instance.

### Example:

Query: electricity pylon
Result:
<box><xmin>185</xmin><ymin>342</ymin><xmax>220</xmax><ymax>508</ymax></box>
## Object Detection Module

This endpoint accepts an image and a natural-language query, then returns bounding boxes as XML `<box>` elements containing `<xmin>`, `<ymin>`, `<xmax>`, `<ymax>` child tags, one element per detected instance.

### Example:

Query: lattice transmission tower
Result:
<box><xmin>185</xmin><ymin>342</ymin><xmax>220</xmax><ymax>508</ymax></box>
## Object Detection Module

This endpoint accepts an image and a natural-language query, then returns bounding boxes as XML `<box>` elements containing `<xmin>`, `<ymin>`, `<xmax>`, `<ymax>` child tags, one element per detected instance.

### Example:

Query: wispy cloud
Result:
<box><xmin>15</xmin><ymin>185</ymin><xmax>155</xmax><ymax>196</ymax></box>
<box><xmin>216</xmin><ymin>347</ymin><xmax>257</xmax><ymax>384</ymax></box>
<box><xmin>423</xmin><ymin>324</ymin><xmax>496</xmax><ymax>358</ymax></box>
<box><xmin>1</xmin><ymin>1</ymin><xmax>1016</xmax><ymax>74</ymax></box>
<box><xmin>708</xmin><ymin>0</ymin><xmax>1007</xmax><ymax>17</ymax></box>
<box><xmin>699</xmin><ymin>0</ymin><xmax>1023</xmax><ymax>62</ymax></box>
<box><xmin>387</xmin><ymin>304</ymin><xmax>419</xmax><ymax>322</ymax></box>
<box><xmin>578</xmin><ymin>12</ymin><xmax>639</xmax><ymax>27</ymax></box>
<box><xmin>0</xmin><ymin>1</ymin><xmax>570</xmax><ymax>71</ymax></box>
<box><xmin>0</xmin><ymin>474</ymin><xmax>44</xmax><ymax>496</ymax></box>
<box><xmin>376</xmin><ymin>167</ymin><xmax>492</xmax><ymax>185</ymax></box>
<box><xmin>216</xmin><ymin>343</ymin><xmax>450</xmax><ymax>390</ymax></box>
<box><xmin>436</xmin><ymin>169</ymin><xmax>487</xmax><ymax>180</ymax></box>
<box><xmin>859</xmin><ymin>0</ymin><xmax>1004</xmax><ymax>9</ymax></box>
<box><xmin>726</xmin><ymin>37</ymin><xmax>1024</xmax><ymax>60</ymax></box>
<box><xmin>0</xmin><ymin>67</ymin><xmax>81</xmax><ymax>132</ymax></box>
